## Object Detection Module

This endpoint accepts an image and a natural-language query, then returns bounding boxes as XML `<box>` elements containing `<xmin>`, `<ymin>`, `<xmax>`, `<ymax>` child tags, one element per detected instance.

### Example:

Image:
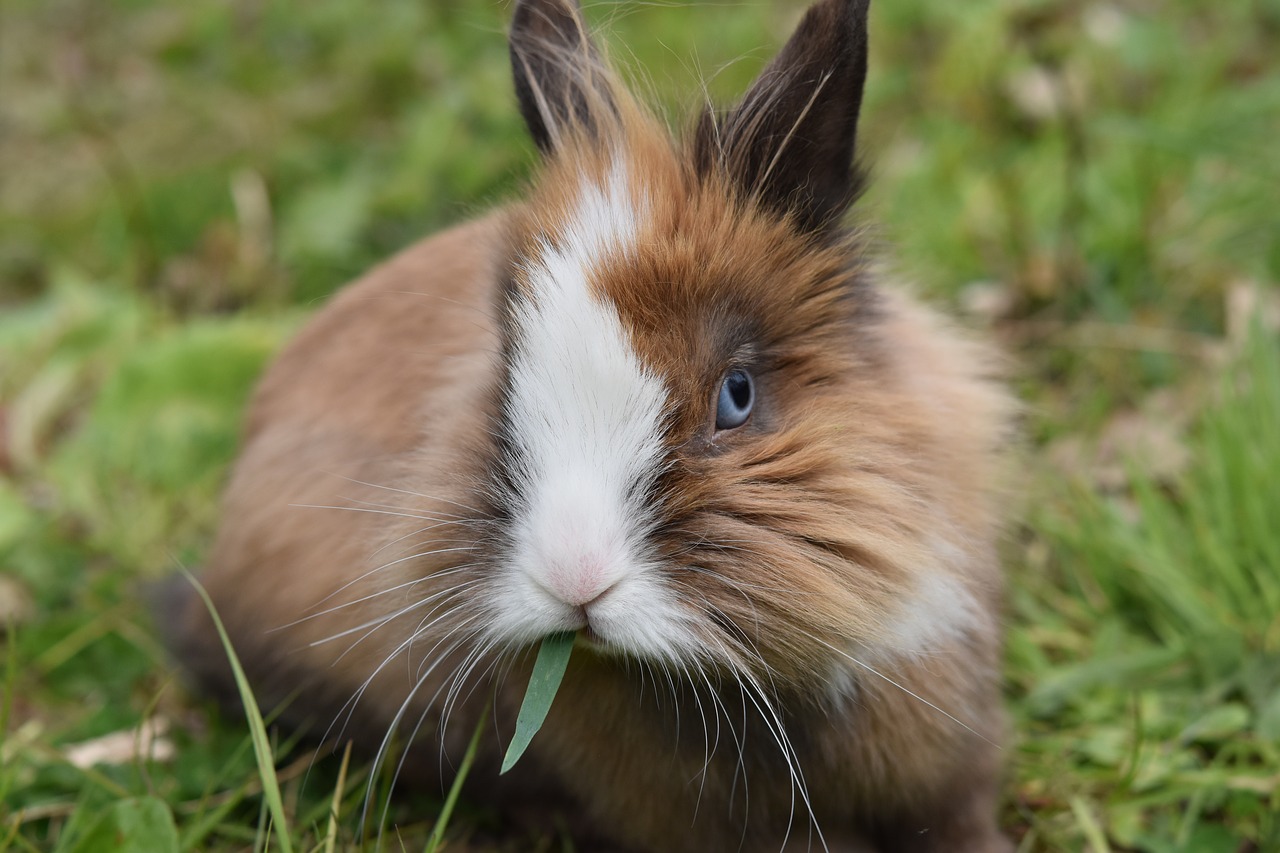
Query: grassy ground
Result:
<box><xmin>2</xmin><ymin>0</ymin><xmax>1278</xmax><ymax>850</ymax></box>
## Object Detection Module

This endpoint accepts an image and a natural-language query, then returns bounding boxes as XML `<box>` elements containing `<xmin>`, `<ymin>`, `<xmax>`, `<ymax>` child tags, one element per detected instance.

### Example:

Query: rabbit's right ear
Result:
<box><xmin>694</xmin><ymin>0</ymin><xmax>870</xmax><ymax>232</ymax></box>
<box><xmin>510</xmin><ymin>0</ymin><xmax>613</xmax><ymax>155</ymax></box>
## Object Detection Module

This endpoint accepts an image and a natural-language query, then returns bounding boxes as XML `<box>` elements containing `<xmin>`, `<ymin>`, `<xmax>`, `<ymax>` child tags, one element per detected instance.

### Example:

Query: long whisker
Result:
<box><xmin>340</xmin><ymin>492</ymin><xmax>470</xmax><ymax>517</ymax></box>
<box><xmin>369</xmin><ymin>518</ymin><xmax>480</xmax><ymax>558</ymax></box>
<box><xmin>322</xmin><ymin>475</ymin><xmax>484</xmax><ymax>515</ymax></box>
<box><xmin>323</xmin><ymin>579</ymin><xmax>483</xmax><ymax>660</ymax></box>
<box><xmin>803</xmin><ymin>631</ymin><xmax>999</xmax><ymax>748</ymax></box>
<box><xmin>433</xmin><ymin>642</ymin><xmax>503</xmax><ymax>789</ymax></box>
<box><xmin>289</xmin><ymin>502</ymin><xmax>457</xmax><ymax>523</ymax></box>
<box><xmin>277</xmin><ymin>562</ymin><xmax>480</xmax><ymax>634</ymax></box>
<box><xmin>363</xmin><ymin>626</ymin><xmax>481</xmax><ymax>834</ymax></box>
<box><xmin>736</xmin><ymin>671</ymin><xmax>827</xmax><ymax>853</ymax></box>
<box><xmin>327</xmin><ymin>605</ymin><xmax>480</xmax><ymax>748</ymax></box>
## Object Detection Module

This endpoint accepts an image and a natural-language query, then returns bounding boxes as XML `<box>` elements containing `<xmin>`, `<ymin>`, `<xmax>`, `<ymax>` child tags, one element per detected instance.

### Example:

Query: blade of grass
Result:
<box><xmin>424</xmin><ymin>697</ymin><xmax>491</xmax><ymax>853</ymax></box>
<box><xmin>1070</xmin><ymin>796</ymin><xmax>1111</xmax><ymax>853</ymax></box>
<box><xmin>177</xmin><ymin>774</ymin><xmax>256</xmax><ymax>851</ymax></box>
<box><xmin>175</xmin><ymin>727</ymin><xmax>257</xmax><ymax>849</ymax></box>
<box><xmin>1</xmin><ymin>616</ymin><xmax>16</xmax><ymax>808</ymax></box>
<box><xmin>500</xmin><ymin>633</ymin><xmax>575</xmax><ymax>775</ymax></box>
<box><xmin>184</xmin><ymin>570</ymin><xmax>294</xmax><ymax>853</ymax></box>
<box><xmin>1</xmin><ymin>818</ymin><xmax>21</xmax><ymax>850</ymax></box>
<box><xmin>322</xmin><ymin>741</ymin><xmax>353</xmax><ymax>853</ymax></box>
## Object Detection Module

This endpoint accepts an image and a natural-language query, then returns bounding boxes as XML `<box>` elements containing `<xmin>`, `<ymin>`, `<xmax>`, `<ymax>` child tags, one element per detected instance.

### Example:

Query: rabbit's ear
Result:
<box><xmin>695</xmin><ymin>0</ymin><xmax>870</xmax><ymax>232</ymax></box>
<box><xmin>510</xmin><ymin>0</ymin><xmax>613</xmax><ymax>155</ymax></box>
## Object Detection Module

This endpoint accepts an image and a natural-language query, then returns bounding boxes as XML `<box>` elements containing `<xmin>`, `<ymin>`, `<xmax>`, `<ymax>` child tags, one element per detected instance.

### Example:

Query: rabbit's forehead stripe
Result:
<box><xmin>492</xmin><ymin>161</ymin><xmax>708</xmax><ymax>663</ymax></box>
<box><xmin>505</xmin><ymin>159</ymin><xmax>667</xmax><ymax>533</ymax></box>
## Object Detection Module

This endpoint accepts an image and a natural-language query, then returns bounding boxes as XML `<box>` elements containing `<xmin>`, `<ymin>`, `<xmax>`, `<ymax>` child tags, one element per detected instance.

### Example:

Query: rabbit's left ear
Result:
<box><xmin>510</xmin><ymin>0</ymin><xmax>614</xmax><ymax>155</ymax></box>
<box><xmin>695</xmin><ymin>0</ymin><xmax>870</xmax><ymax>232</ymax></box>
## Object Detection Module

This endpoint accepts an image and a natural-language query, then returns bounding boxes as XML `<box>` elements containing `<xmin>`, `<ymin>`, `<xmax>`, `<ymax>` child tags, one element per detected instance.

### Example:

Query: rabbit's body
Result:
<box><xmin>168</xmin><ymin>1</ymin><xmax>1015</xmax><ymax>850</ymax></box>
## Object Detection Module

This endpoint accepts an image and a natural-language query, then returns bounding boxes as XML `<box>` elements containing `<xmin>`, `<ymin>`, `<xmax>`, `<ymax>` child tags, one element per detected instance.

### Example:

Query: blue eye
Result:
<box><xmin>715</xmin><ymin>369</ymin><xmax>755</xmax><ymax>430</ymax></box>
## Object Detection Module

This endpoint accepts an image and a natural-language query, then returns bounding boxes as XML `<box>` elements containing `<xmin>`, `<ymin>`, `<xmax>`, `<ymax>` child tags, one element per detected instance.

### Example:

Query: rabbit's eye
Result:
<box><xmin>715</xmin><ymin>369</ymin><xmax>754</xmax><ymax>430</ymax></box>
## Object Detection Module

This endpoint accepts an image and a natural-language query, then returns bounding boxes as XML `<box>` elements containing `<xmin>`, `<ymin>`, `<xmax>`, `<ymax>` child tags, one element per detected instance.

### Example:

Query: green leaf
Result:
<box><xmin>1178</xmin><ymin>702</ymin><xmax>1251</xmax><ymax>746</ymax></box>
<box><xmin>67</xmin><ymin>796</ymin><xmax>179</xmax><ymax>853</ymax></box>
<box><xmin>500</xmin><ymin>632</ymin><xmax>575</xmax><ymax>775</ymax></box>
<box><xmin>1257</xmin><ymin>686</ymin><xmax>1280</xmax><ymax>743</ymax></box>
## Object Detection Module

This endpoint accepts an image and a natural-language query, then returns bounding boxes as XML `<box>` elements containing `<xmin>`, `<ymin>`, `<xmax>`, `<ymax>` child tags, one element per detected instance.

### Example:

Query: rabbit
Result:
<box><xmin>163</xmin><ymin>0</ymin><xmax>1017</xmax><ymax>850</ymax></box>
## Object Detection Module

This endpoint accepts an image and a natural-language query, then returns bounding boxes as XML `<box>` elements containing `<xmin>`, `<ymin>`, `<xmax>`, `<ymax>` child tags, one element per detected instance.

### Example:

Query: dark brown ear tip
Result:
<box><xmin>834</xmin><ymin>0</ymin><xmax>871</xmax><ymax>25</ymax></box>
<box><xmin>510</xmin><ymin>0</ymin><xmax>587</xmax><ymax>46</ymax></box>
<box><xmin>848</xmin><ymin>0</ymin><xmax>871</xmax><ymax>44</ymax></box>
<box><xmin>800</xmin><ymin>0</ymin><xmax>869</xmax><ymax>52</ymax></box>
<box><xmin>808</xmin><ymin>0</ymin><xmax>870</xmax><ymax>51</ymax></box>
<box><xmin>690</xmin><ymin>0</ymin><xmax>873</xmax><ymax>233</ymax></box>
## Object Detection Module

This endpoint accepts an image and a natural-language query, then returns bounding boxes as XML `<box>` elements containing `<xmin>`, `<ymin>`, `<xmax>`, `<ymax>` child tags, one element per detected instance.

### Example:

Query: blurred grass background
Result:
<box><xmin>2</xmin><ymin>0</ymin><xmax>1278</xmax><ymax>850</ymax></box>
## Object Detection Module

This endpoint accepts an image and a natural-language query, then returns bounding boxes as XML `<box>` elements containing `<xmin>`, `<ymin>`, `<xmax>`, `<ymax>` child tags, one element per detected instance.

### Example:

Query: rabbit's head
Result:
<box><xmin>442</xmin><ymin>0</ymin><xmax>1008</xmax><ymax>699</ymax></box>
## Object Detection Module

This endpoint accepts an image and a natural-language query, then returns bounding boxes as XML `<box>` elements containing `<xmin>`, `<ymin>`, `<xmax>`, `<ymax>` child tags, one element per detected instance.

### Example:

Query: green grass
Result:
<box><xmin>1012</xmin><ymin>329</ymin><xmax>1280</xmax><ymax>850</ymax></box>
<box><xmin>2</xmin><ymin>0</ymin><xmax>1277</xmax><ymax>849</ymax></box>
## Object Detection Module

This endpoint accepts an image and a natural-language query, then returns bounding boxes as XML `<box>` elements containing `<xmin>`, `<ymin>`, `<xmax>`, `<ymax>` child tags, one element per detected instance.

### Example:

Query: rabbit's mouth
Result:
<box><xmin>576</xmin><ymin>624</ymin><xmax>606</xmax><ymax>649</ymax></box>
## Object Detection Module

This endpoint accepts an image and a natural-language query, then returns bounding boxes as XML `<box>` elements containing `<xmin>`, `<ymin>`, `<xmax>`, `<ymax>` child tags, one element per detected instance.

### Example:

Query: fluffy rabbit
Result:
<box><xmin>166</xmin><ymin>0</ymin><xmax>1015</xmax><ymax>849</ymax></box>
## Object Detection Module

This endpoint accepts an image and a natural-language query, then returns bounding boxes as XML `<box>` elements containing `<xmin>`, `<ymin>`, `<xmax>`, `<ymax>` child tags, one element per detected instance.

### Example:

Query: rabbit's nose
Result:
<box><xmin>544</xmin><ymin>554</ymin><xmax>619</xmax><ymax>608</ymax></box>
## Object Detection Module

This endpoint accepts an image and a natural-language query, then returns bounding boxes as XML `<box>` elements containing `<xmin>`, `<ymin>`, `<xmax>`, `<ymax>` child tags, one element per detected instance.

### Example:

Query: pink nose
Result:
<box><xmin>544</xmin><ymin>557</ymin><xmax>616</xmax><ymax>607</ymax></box>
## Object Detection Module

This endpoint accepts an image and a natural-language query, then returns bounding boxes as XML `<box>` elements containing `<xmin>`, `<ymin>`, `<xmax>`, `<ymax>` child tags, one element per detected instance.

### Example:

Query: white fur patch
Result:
<box><xmin>826</xmin><ymin>549</ymin><xmax>983</xmax><ymax>707</ymax></box>
<box><xmin>888</xmin><ymin>572</ymin><xmax>982</xmax><ymax>655</ymax></box>
<box><xmin>873</xmin><ymin>538</ymin><xmax>983</xmax><ymax>664</ymax></box>
<box><xmin>492</xmin><ymin>162</ymin><xmax>702</xmax><ymax>664</ymax></box>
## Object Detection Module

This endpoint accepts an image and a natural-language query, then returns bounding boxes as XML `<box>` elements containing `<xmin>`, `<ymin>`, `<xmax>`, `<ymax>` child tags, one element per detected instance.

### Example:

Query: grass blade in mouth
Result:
<box><xmin>500</xmin><ymin>631</ymin><xmax>576</xmax><ymax>774</ymax></box>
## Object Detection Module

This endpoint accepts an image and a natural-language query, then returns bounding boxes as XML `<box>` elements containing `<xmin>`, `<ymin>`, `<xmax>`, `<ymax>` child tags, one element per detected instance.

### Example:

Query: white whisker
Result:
<box><xmin>804</xmin><ymin>631</ymin><xmax>999</xmax><ymax>748</ymax></box>
<box><xmin>281</xmin><ymin>564</ymin><xmax>480</xmax><ymax>635</ymax></box>
<box><xmin>320</xmin><ymin>579</ymin><xmax>482</xmax><ymax>657</ymax></box>
<box><xmin>322</xmin><ymin>474</ymin><xmax>484</xmax><ymax>515</ymax></box>
<box><xmin>289</xmin><ymin>502</ymin><xmax>456</xmax><ymax>523</ymax></box>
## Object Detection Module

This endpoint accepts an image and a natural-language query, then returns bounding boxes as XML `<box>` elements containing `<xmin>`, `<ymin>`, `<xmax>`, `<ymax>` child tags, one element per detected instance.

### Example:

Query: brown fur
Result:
<box><xmin>166</xmin><ymin>1</ymin><xmax>1015</xmax><ymax>850</ymax></box>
